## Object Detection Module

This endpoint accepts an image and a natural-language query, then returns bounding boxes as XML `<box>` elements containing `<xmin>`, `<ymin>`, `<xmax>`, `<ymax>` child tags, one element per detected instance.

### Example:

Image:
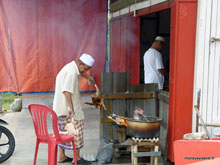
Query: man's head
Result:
<box><xmin>151</xmin><ymin>36</ymin><xmax>165</xmax><ymax>51</ymax></box>
<box><xmin>77</xmin><ymin>53</ymin><xmax>95</xmax><ymax>73</ymax></box>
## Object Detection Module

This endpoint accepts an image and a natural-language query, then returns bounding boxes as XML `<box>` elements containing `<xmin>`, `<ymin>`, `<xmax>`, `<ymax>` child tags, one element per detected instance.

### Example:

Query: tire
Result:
<box><xmin>0</xmin><ymin>125</ymin><xmax>15</xmax><ymax>163</ymax></box>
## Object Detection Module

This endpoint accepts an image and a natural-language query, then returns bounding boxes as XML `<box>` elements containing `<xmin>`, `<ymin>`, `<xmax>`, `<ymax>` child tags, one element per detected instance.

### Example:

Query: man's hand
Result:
<box><xmin>67</xmin><ymin>107</ymin><xmax>75</xmax><ymax>115</ymax></box>
<box><xmin>88</xmin><ymin>77</ymin><xmax>96</xmax><ymax>85</ymax></box>
<box><xmin>81</xmin><ymin>73</ymin><xmax>96</xmax><ymax>85</ymax></box>
<box><xmin>63</xmin><ymin>91</ymin><xmax>74</xmax><ymax>113</ymax></box>
<box><xmin>158</xmin><ymin>69</ymin><xmax>169</xmax><ymax>79</ymax></box>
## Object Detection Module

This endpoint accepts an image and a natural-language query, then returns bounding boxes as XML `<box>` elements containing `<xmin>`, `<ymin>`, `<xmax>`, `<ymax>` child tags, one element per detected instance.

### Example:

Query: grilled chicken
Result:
<box><xmin>85</xmin><ymin>84</ymin><xmax>106</xmax><ymax>110</ymax></box>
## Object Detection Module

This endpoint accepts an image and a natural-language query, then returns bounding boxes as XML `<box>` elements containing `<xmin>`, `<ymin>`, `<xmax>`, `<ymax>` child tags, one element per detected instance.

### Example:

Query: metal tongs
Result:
<box><xmin>107</xmin><ymin>114</ymin><xmax>127</xmax><ymax>126</ymax></box>
<box><xmin>107</xmin><ymin>114</ymin><xmax>120</xmax><ymax>125</ymax></box>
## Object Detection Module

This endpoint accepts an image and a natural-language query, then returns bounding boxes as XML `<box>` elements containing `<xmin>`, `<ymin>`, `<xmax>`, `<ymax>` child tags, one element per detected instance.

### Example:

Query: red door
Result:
<box><xmin>168</xmin><ymin>0</ymin><xmax>197</xmax><ymax>161</ymax></box>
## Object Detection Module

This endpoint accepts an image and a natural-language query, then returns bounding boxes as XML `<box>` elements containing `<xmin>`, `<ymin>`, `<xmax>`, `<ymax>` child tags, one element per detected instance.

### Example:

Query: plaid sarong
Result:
<box><xmin>58</xmin><ymin>116</ymin><xmax>84</xmax><ymax>150</ymax></box>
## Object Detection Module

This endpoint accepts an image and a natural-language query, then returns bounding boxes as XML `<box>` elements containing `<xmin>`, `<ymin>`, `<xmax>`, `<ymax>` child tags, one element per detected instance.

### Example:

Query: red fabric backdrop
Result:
<box><xmin>0</xmin><ymin>0</ymin><xmax>107</xmax><ymax>93</ymax></box>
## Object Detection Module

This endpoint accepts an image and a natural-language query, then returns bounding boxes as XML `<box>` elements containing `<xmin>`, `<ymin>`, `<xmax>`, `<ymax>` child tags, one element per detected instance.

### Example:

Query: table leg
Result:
<box><xmin>150</xmin><ymin>147</ymin><xmax>154</xmax><ymax>165</ymax></box>
<box><xmin>133</xmin><ymin>145</ymin><xmax>138</xmax><ymax>165</ymax></box>
<box><xmin>154</xmin><ymin>146</ymin><xmax>159</xmax><ymax>165</ymax></box>
<box><xmin>131</xmin><ymin>145</ymin><xmax>134</xmax><ymax>165</ymax></box>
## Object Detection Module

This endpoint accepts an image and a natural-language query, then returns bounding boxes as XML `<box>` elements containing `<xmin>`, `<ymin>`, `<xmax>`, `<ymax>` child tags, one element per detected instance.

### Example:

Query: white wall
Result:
<box><xmin>22</xmin><ymin>93</ymin><xmax>54</xmax><ymax>109</ymax></box>
<box><xmin>193</xmin><ymin>0</ymin><xmax>220</xmax><ymax>136</ymax></box>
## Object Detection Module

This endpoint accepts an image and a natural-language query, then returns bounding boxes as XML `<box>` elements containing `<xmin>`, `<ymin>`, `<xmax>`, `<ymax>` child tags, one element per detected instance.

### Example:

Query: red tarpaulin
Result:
<box><xmin>0</xmin><ymin>0</ymin><xmax>107</xmax><ymax>93</ymax></box>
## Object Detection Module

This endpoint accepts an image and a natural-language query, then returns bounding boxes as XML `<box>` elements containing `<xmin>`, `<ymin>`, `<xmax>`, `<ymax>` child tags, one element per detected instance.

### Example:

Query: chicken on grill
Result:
<box><xmin>85</xmin><ymin>84</ymin><xmax>106</xmax><ymax>110</ymax></box>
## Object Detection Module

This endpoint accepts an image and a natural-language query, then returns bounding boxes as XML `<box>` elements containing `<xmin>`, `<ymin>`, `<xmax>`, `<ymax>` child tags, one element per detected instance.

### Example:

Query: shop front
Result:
<box><xmin>109</xmin><ymin>0</ymin><xmax>197</xmax><ymax>161</ymax></box>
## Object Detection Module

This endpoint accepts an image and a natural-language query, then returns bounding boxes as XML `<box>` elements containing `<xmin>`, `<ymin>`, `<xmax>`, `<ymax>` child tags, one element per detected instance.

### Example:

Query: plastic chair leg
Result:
<box><xmin>72</xmin><ymin>140</ymin><xmax>77</xmax><ymax>165</ymax></box>
<box><xmin>34</xmin><ymin>140</ymin><xmax>40</xmax><ymax>165</ymax></box>
<box><xmin>48</xmin><ymin>142</ymin><xmax>57</xmax><ymax>165</ymax></box>
<box><xmin>48</xmin><ymin>143</ymin><xmax>51</xmax><ymax>165</ymax></box>
<box><xmin>53</xmin><ymin>143</ymin><xmax>58</xmax><ymax>165</ymax></box>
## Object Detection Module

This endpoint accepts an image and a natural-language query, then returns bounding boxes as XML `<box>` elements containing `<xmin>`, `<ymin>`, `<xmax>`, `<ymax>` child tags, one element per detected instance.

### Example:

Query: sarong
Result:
<box><xmin>58</xmin><ymin>116</ymin><xmax>84</xmax><ymax>150</ymax></box>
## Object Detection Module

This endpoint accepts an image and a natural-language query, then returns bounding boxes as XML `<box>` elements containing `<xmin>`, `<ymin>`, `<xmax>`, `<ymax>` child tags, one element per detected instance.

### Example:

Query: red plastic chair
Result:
<box><xmin>28</xmin><ymin>104</ymin><xmax>77</xmax><ymax>165</ymax></box>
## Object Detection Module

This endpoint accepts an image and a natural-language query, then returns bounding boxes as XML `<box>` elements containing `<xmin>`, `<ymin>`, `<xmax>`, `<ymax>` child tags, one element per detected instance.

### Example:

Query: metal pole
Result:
<box><xmin>105</xmin><ymin>0</ymin><xmax>111</xmax><ymax>72</ymax></box>
<box><xmin>194</xmin><ymin>105</ymin><xmax>211</xmax><ymax>140</ymax></box>
<box><xmin>196</xmin><ymin>89</ymin><xmax>201</xmax><ymax>132</ymax></box>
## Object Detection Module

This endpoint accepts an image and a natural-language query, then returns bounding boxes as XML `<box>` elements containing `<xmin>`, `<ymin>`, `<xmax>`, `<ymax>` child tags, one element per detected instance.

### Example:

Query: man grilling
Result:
<box><xmin>53</xmin><ymin>53</ymin><xmax>95</xmax><ymax>164</ymax></box>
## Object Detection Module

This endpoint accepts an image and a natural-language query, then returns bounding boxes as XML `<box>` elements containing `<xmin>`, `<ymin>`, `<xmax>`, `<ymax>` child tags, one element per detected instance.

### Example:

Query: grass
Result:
<box><xmin>1</xmin><ymin>93</ymin><xmax>17</xmax><ymax>111</ymax></box>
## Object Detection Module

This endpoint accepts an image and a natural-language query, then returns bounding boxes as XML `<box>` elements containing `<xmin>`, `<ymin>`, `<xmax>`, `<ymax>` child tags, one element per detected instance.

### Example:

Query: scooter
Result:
<box><xmin>0</xmin><ymin>119</ymin><xmax>15</xmax><ymax>163</ymax></box>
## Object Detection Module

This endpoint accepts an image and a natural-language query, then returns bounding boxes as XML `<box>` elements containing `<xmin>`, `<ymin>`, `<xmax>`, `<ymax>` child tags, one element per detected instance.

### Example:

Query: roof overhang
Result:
<box><xmin>110</xmin><ymin>0</ymin><xmax>173</xmax><ymax>18</ymax></box>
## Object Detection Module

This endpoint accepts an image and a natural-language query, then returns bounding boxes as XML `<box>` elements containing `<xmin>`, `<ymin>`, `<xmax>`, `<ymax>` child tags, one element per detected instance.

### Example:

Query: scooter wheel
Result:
<box><xmin>0</xmin><ymin>125</ymin><xmax>15</xmax><ymax>163</ymax></box>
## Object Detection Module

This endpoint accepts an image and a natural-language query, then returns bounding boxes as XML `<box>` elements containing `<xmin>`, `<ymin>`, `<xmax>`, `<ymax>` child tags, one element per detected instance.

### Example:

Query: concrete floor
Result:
<box><xmin>0</xmin><ymin>95</ymin><xmax>170</xmax><ymax>165</ymax></box>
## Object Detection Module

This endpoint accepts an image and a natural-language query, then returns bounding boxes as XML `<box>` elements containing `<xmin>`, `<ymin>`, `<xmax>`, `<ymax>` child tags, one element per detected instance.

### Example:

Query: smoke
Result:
<box><xmin>125</xmin><ymin>17</ymin><xmax>139</xmax><ymax>46</ymax></box>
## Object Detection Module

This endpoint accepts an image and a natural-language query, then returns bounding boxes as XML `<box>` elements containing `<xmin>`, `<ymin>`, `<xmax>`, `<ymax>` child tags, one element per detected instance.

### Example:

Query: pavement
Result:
<box><xmin>0</xmin><ymin>94</ymin><xmax>171</xmax><ymax>165</ymax></box>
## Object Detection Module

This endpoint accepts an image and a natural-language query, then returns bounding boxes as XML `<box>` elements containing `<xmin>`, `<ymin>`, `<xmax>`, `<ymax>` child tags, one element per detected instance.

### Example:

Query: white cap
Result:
<box><xmin>155</xmin><ymin>36</ymin><xmax>165</xmax><ymax>42</ymax></box>
<box><xmin>79</xmin><ymin>53</ymin><xmax>95</xmax><ymax>67</ymax></box>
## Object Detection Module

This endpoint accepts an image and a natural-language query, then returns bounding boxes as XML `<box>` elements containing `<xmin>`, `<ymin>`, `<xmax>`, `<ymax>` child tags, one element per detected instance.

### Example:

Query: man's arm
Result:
<box><xmin>158</xmin><ymin>69</ymin><xmax>169</xmax><ymax>79</ymax></box>
<box><xmin>63</xmin><ymin>91</ymin><xmax>74</xmax><ymax>113</ymax></box>
<box><xmin>81</xmin><ymin>72</ymin><xmax>89</xmax><ymax>79</ymax></box>
<box><xmin>81</xmin><ymin>72</ymin><xmax>96</xmax><ymax>85</ymax></box>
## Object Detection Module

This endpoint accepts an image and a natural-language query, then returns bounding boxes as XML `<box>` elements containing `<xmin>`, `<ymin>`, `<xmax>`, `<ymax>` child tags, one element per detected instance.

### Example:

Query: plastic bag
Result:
<box><xmin>64</xmin><ymin>110</ymin><xmax>79</xmax><ymax>136</ymax></box>
<box><xmin>96</xmin><ymin>139</ymin><xmax>113</xmax><ymax>165</ymax></box>
<box><xmin>64</xmin><ymin>122</ymin><xmax>79</xmax><ymax>136</ymax></box>
<box><xmin>183</xmin><ymin>132</ymin><xmax>207</xmax><ymax>140</ymax></box>
<box><xmin>10</xmin><ymin>99</ymin><xmax>22</xmax><ymax>111</ymax></box>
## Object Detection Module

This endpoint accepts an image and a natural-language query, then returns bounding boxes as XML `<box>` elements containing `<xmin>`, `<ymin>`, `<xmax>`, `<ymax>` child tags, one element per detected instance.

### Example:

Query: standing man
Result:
<box><xmin>143</xmin><ymin>36</ymin><xmax>168</xmax><ymax>90</ymax></box>
<box><xmin>53</xmin><ymin>53</ymin><xmax>96</xmax><ymax>164</ymax></box>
